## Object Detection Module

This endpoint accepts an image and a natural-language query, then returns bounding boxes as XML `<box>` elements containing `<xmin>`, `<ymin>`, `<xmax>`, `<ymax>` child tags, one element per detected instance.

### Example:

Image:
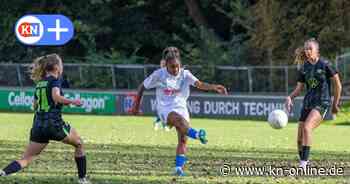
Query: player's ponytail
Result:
<box><xmin>30</xmin><ymin>56</ymin><xmax>46</xmax><ymax>82</ymax></box>
<box><xmin>294</xmin><ymin>47</ymin><xmax>306</xmax><ymax>66</ymax></box>
<box><xmin>30</xmin><ymin>53</ymin><xmax>62</xmax><ymax>82</ymax></box>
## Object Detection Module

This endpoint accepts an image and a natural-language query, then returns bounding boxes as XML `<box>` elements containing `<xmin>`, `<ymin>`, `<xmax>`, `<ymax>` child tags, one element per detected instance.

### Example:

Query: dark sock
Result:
<box><xmin>301</xmin><ymin>146</ymin><xmax>310</xmax><ymax>161</ymax></box>
<box><xmin>3</xmin><ymin>161</ymin><xmax>22</xmax><ymax>175</ymax></box>
<box><xmin>75</xmin><ymin>156</ymin><xmax>86</xmax><ymax>179</ymax></box>
<box><xmin>298</xmin><ymin>150</ymin><xmax>302</xmax><ymax>160</ymax></box>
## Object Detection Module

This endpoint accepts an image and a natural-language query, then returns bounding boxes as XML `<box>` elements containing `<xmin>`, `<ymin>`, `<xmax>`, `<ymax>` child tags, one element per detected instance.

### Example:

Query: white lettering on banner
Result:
<box><xmin>8</xmin><ymin>92</ymin><xmax>34</xmax><ymax>106</ymax></box>
<box><xmin>145</xmin><ymin>98</ymin><xmax>287</xmax><ymax>117</ymax></box>
<box><xmin>188</xmin><ymin>100</ymin><xmax>200</xmax><ymax>114</ymax></box>
<box><xmin>243</xmin><ymin>102</ymin><xmax>284</xmax><ymax>116</ymax></box>
<box><xmin>243</xmin><ymin>102</ymin><xmax>249</xmax><ymax>115</ymax></box>
<box><xmin>65</xmin><ymin>93</ymin><xmax>106</xmax><ymax>112</ymax></box>
<box><xmin>204</xmin><ymin>101</ymin><xmax>240</xmax><ymax>115</ymax></box>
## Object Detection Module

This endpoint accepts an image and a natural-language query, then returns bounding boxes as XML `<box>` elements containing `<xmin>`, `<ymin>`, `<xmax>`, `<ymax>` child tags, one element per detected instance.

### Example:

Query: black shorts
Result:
<box><xmin>299</xmin><ymin>105</ymin><xmax>329</xmax><ymax>122</ymax></box>
<box><xmin>30</xmin><ymin>113</ymin><xmax>71</xmax><ymax>143</ymax></box>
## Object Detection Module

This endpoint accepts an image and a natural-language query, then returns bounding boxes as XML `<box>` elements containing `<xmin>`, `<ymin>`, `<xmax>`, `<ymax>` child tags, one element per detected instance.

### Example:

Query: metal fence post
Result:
<box><xmin>16</xmin><ymin>64</ymin><xmax>23</xmax><ymax>87</ymax></box>
<box><xmin>111</xmin><ymin>65</ymin><xmax>116</xmax><ymax>89</ymax></box>
<box><xmin>248</xmin><ymin>67</ymin><xmax>253</xmax><ymax>93</ymax></box>
<box><xmin>79</xmin><ymin>65</ymin><xmax>83</xmax><ymax>85</ymax></box>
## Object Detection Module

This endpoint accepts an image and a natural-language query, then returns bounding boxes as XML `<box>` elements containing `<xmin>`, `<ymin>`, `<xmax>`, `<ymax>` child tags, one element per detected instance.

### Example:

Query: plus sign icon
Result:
<box><xmin>15</xmin><ymin>14</ymin><xmax>74</xmax><ymax>45</ymax></box>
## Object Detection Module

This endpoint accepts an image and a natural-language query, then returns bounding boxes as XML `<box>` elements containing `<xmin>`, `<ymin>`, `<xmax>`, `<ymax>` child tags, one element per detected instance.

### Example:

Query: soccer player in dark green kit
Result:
<box><xmin>285</xmin><ymin>38</ymin><xmax>342</xmax><ymax>169</ymax></box>
<box><xmin>0</xmin><ymin>54</ymin><xmax>90</xmax><ymax>184</ymax></box>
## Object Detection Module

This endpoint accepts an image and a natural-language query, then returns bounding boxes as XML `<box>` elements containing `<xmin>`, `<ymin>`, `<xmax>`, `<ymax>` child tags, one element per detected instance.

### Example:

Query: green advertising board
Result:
<box><xmin>0</xmin><ymin>89</ymin><xmax>116</xmax><ymax>114</ymax></box>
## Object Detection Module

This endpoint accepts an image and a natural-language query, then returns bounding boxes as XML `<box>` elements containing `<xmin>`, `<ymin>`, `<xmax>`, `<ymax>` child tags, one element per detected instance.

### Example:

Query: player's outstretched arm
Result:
<box><xmin>131</xmin><ymin>83</ymin><xmax>146</xmax><ymax>115</ymax></box>
<box><xmin>194</xmin><ymin>81</ymin><xmax>228</xmax><ymax>95</ymax></box>
<box><xmin>285</xmin><ymin>82</ymin><xmax>304</xmax><ymax>112</ymax></box>
<box><xmin>331</xmin><ymin>74</ymin><xmax>342</xmax><ymax>114</ymax></box>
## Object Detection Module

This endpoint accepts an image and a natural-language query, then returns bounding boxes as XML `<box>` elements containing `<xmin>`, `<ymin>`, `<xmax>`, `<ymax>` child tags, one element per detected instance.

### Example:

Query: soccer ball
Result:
<box><xmin>268</xmin><ymin>109</ymin><xmax>288</xmax><ymax>129</ymax></box>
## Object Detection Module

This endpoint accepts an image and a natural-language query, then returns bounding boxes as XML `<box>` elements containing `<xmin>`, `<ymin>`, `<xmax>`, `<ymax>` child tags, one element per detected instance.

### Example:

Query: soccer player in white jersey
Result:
<box><xmin>154</xmin><ymin>48</ymin><xmax>178</xmax><ymax>131</ymax></box>
<box><xmin>131</xmin><ymin>47</ymin><xmax>227</xmax><ymax>176</ymax></box>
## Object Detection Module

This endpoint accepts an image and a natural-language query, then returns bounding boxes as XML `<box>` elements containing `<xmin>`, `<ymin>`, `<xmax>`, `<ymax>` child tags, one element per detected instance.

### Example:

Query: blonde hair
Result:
<box><xmin>294</xmin><ymin>47</ymin><xmax>306</xmax><ymax>65</ymax></box>
<box><xmin>30</xmin><ymin>53</ymin><xmax>62</xmax><ymax>82</ymax></box>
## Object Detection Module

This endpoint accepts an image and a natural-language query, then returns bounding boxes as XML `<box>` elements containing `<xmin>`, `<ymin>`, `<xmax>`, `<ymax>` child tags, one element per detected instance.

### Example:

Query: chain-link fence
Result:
<box><xmin>0</xmin><ymin>61</ymin><xmax>348</xmax><ymax>95</ymax></box>
<box><xmin>0</xmin><ymin>63</ymin><xmax>296</xmax><ymax>94</ymax></box>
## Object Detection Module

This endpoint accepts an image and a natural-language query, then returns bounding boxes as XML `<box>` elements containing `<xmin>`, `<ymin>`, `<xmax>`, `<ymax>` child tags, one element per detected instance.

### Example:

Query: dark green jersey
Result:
<box><xmin>297</xmin><ymin>58</ymin><xmax>338</xmax><ymax>108</ymax></box>
<box><xmin>34</xmin><ymin>76</ymin><xmax>63</xmax><ymax>113</ymax></box>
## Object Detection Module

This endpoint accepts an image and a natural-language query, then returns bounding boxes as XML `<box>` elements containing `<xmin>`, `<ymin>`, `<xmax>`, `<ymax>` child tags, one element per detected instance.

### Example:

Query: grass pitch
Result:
<box><xmin>0</xmin><ymin>112</ymin><xmax>349</xmax><ymax>184</ymax></box>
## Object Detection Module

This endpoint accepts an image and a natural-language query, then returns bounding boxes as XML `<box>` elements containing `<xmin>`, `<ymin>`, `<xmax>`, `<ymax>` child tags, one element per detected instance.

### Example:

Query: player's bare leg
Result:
<box><xmin>167</xmin><ymin>112</ymin><xmax>207</xmax><ymax>176</ymax></box>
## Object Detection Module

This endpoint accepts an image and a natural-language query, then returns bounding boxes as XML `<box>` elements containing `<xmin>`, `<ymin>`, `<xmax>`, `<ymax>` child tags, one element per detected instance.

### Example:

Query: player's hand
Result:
<box><xmin>71</xmin><ymin>99</ymin><xmax>82</xmax><ymax>106</ymax></box>
<box><xmin>332</xmin><ymin>102</ymin><xmax>340</xmax><ymax>114</ymax></box>
<box><xmin>131</xmin><ymin>102</ymin><xmax>140</xmax><ymax>115</ymax></box>
<box><xmin>285</xmin><ymin>96</ymin><xmax>293</xmax><ymax>113</ymax></box>
<box><xmin>214</xmin><ymin>85</ymin><xmax>228</xmax><ymax>95</ymax></box>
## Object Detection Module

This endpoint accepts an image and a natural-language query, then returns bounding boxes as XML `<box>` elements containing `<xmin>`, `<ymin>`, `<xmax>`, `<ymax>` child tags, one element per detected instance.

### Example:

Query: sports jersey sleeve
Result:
<box><xmin>143</xmin><ymin>70</ymin><xmax>160</xmax><ymax>89</ymax></box>
<box><xmin>185</xmin><ymin>70</ymin><xmax>199</xmax><ymax>86</ymax></box>
<box><xmin>51</xmin><ymin>78</ymin><xmax>62</xmax><ymax>88</ymax></box>
<box><xmin>325</xmin><ymin>63</ymin><xmax>338</xmax><ymax>78</ymax></box>
<box><xmin>297</xmin><ymin>69</ymin><xmax>305</xmax><ymax>83</ymax></box>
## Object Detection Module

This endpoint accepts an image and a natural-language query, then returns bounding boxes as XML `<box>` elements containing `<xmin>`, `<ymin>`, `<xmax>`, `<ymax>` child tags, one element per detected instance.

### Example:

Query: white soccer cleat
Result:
<box><xmin>78</xmin><ymin>178</ymin><xmax>91</xmax><ymax>184</ymax></box>
<box><xmin>0</xmin><ymin>170</ymin><xmax>6</xmax><ymax>176</ymax></box>
<box><xmin>299</xmin><ymin>160</ymin><xmax>308</xmax><ymax>171</ymax></box>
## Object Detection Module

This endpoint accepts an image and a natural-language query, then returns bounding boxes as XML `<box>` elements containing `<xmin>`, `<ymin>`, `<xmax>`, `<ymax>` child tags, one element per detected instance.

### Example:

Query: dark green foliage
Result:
<box><xmin>0</xmin><ymin>0</ymin><xmax>349</xmax><ymax>89</ymax></box>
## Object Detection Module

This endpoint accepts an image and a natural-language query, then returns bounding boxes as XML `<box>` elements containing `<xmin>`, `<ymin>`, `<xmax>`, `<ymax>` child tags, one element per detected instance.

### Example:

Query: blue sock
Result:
<box><xmin>3</xmin><ymin>161</ymin><xmax>21</xmax><ymax>175</ymax></box>
<box><xmin>175</xmin><ymin>155</ymin><xmax>187</xmax><ymax>168</ymax></box>
<box><xmin>187</xmin><ymin>128</ymin><xmax>198</xmax><ymax>139</ymax></box>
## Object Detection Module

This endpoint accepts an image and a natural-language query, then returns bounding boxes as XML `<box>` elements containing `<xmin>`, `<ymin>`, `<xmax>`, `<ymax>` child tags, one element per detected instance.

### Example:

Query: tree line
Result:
<box><xmin>1</xmin><ymin>0</ymin><xmax>349</xmax><ymax>67</ymax></box>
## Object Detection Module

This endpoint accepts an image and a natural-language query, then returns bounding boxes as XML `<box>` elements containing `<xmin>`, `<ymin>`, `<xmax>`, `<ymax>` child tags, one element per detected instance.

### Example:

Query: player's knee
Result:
<box><xmin>302</xmin><ymin>124</ymin><xmax>312</xmax><ymax>134</ymax></box>
<box><xmin>179</xmin><ymin>136</ymin><xmax>187</xmax><ymax>144</ymax></box>
<box><xmin>73</xmin><ymin>136</ymin><xmax>84</xmax><ymax>149</ymax></box>
<box><xmin>167</xmin><ymin>113</ymin><xmax>177</xmax><ymax>126</ymax></box>
<box><xmin>181</xmin><ymin>139</ymin><xmax>187</xmax><ymax>145</ymax></box>
<box><xmin>77</xmin><ymin>137</ymin><xmax>84</xmax><ymax>147</ymax></box>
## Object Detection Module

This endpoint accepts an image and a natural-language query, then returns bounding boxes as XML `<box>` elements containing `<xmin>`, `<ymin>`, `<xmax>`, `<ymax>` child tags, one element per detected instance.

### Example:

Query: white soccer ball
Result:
<box><xmin>268</xmin><ymin>109</ymin><xmax>288</xmax><ymax>129</ymax></box>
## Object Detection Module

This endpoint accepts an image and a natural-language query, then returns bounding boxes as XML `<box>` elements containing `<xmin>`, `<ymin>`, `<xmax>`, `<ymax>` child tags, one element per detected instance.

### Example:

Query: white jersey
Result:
<box><xmin>143</xmin><ymin>68</ymin><xmax>198</xmax><ymax>112</ymax></box>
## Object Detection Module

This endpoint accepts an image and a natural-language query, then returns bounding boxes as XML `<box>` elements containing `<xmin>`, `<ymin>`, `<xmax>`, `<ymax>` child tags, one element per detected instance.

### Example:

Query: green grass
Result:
<box><xmin>0</xmin><ymin>112</ymin><xmax>349</xmax><ymax>184</ymax></box>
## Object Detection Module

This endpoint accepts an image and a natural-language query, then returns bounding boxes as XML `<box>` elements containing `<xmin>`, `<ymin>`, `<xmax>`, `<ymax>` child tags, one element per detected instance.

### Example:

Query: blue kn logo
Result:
<box><xmin>15</xmin><ymin>14</ymin><xmax>74</xmax><ymax>45</ymax></box>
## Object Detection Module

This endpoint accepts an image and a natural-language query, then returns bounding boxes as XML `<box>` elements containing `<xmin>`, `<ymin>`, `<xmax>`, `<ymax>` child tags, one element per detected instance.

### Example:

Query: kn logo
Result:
<box><xmin>15</xmin><ymin>14</ymin><xmax>74</xmax><ymax>45</ymax></box>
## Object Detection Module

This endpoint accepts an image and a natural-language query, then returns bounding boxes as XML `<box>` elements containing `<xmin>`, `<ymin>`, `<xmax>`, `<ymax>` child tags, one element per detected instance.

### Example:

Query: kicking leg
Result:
<box><xmin>167</xmin><ymin>112</ymin><xmax>207</xmax><ymax>144</ymax></box>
